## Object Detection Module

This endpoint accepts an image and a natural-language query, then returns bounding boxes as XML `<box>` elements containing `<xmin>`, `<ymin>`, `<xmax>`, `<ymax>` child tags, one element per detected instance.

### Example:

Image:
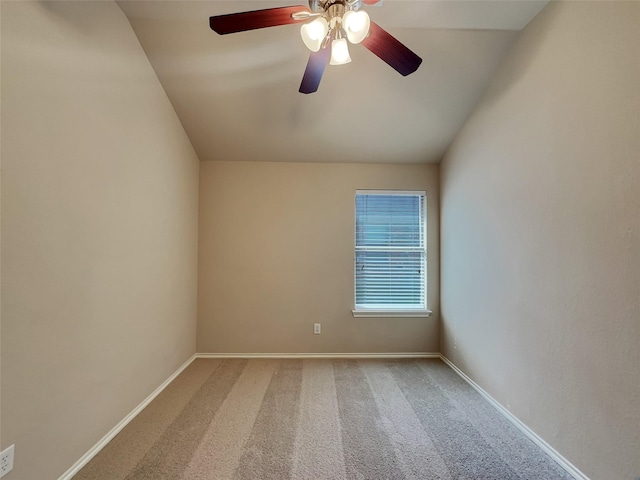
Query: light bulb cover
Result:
<box><xmin>342</xmin><ymin>10</ymin><xmax>370</xmax><ymax>44</ymax></box>
<box><xmin>330</xmin><ymin>38</ymin><xmax>352</xmax><ymax>65</ymax></box>
<box><xmin>300</xmin><ymin>17</ymin><xmax>329</xmax><ymax>52</ymax></box>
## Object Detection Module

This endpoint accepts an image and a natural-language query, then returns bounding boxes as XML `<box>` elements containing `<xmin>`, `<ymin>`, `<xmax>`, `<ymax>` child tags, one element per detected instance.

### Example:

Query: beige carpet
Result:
<box><xmin>74</xmin><ymin>359</ymin><xmax>572</xmax><ymax>479</ymax></box>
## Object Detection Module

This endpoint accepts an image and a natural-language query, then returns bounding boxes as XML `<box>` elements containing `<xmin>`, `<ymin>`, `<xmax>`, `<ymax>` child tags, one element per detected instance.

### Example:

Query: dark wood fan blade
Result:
<box><xmin>299</xmin><ymin>47</ymin><xmax>331</xmax><ymax>94</ymax></box>
<box><xmin>361</xmin><ymin>22</ymin><xmax>422</xmax><ymax>76</ymax></box>
<box><xmin>210</xmin><ymin>6</ymin><xmax>310</xmax><ymax>35</ymax></box>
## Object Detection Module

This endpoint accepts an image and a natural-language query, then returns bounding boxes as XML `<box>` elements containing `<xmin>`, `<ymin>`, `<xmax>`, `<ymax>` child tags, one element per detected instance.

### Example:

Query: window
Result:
<box><xmin>353</xmin><ymin>191</ymin><xmax>430</xmax><ymax>317</ymax></box>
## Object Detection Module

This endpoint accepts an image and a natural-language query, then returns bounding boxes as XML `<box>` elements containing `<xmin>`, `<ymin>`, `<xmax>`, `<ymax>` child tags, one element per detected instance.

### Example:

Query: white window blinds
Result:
<box><xmin>355</xmin><ymin>191</ymin><xmax>426</xmax><ymax>311</ymax></box>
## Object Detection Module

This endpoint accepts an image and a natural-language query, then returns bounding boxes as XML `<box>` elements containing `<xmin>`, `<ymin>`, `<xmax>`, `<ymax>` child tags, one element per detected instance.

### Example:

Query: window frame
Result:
<box><xmin>352</xmin><ymin>190</ymin><xmax>431</xmax><ymax>318</ymax></box>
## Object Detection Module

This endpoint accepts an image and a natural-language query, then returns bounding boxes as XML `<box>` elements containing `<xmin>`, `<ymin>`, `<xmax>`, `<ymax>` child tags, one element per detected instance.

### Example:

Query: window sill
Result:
<box><xmin>351</xmin><ymin>309</ymin><xmax>432</xmax><ymax>318</ymax></box>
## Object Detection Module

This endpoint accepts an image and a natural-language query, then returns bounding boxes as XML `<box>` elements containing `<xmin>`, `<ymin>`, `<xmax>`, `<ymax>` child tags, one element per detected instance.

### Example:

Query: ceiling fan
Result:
<box><xmin>209</xmin><ymin>0</ymin><xmax>422</xmax><ymax>94</ymax></box>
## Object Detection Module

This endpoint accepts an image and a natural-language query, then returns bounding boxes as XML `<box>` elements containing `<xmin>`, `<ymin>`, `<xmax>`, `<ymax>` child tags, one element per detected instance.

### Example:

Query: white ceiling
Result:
<box><xmin>118</xmin><ymin>1</ymin><xmax>547</xmax><ymax>164</ymax></box>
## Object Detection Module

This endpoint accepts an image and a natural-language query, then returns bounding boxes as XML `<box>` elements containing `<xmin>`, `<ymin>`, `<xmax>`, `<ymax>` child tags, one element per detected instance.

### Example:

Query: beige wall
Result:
<box><xmin>1</xmin><ymin>2</ymin><xmax>199</xmax><ymax>479</ymax></box>
<box><xmin>198</xmin><ymin>161</ymin><xmax>439</xmax><ymax>354</ymax></box>
<box><xmin>440</xmin><ymin>2</ymin><xmax>640</xmax><ymax>479</ymax></box>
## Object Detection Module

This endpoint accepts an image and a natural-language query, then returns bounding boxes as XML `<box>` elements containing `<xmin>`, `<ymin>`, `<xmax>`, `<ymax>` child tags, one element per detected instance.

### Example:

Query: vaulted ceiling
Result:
<box><xmin>118</xmin><ymin>0</ymin><xmax>548</xmax><ymax>164</ymax></box>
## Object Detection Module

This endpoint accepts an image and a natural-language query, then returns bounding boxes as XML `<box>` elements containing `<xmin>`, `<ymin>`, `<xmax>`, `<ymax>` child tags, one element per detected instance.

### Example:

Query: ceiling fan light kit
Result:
<box><xmin>301</xmin><ymin>2</ymin><xmax>364</xmax><ymax>64</ymax></box>
<box><xmin>209</xmin><ymin>0</ymin><xmax>422</xmax><ymax>94</ymax></box>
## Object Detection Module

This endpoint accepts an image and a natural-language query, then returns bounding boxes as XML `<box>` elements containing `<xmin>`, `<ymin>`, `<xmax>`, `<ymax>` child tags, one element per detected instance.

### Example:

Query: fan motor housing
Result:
<box><xmin>310</xmin><ymin>0</ymin><xmax>361</xmax><ymax>13</ymax></box>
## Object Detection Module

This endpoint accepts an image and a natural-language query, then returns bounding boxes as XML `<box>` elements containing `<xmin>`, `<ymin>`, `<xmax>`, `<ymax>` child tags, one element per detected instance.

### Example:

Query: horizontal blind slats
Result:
<box><xmin>355</xmin><ymin>192</ymin><xmax>426</xmax><ymax>309</ymax></box>
<box><xmin>355</xmin><ymin>194</ymin><xmax>424</xmax><ymax>248</ymax></box>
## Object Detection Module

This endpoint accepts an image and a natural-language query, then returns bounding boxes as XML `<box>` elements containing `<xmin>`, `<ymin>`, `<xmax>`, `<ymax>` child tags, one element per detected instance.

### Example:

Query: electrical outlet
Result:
<box><xmin>313</xmin><ymin>323</ymin><xmax>321</xmax><ymax>334</ymax></box>
<box><xmin>0</xmin><ymin>444</ymin><xmax>14</xmax><ymax>478</ymax></box>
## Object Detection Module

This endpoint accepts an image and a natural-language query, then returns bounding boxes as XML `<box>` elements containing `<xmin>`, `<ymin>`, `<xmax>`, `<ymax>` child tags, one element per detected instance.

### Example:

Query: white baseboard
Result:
<box><xmin>58</xmin><ymin>352</ymin><xmax>586</xmax><ymax>480</ymax></box>
<box><xmin>196</xmin><ymin>352</ymin><xmax>440</xmax><ymax>359</ymax></box>
<box><xmin>57</xmin><ymin>354</ymin><xmax>197</xmax><ymax>480</ymax></box>
<box><xmin>57</xmin><ymin>352</ymin><xmax>435</xmax><ymax>478</ymax></box>
<box><xmin>439</xmin><ymin>355</ymin><xmax>589</xmax><ymax>480</ymax></box>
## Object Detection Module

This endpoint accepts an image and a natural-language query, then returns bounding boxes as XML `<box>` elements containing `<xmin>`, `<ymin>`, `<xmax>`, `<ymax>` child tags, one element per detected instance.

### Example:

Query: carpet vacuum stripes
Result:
<box><xmin>74</xmin><ymin>359</ymin><xmax>572</xmax><ymax>480</ymax></box>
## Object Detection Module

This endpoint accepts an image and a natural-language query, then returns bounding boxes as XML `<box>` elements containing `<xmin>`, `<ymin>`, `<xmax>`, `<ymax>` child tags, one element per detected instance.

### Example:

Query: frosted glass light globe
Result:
<box><xmin>330</xmin><ymin>38</ymin><xmax>352</xmax><ymax>65</ymax></box>
<box><xmin>342</xmin><ymin>10</ymin><xmax>370</xmax><ymax>44</ymax></box>
<box><xmin>300</xmin><ymin>17</ymin><xmax>329</xmax><ymax>52</ymax></box>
